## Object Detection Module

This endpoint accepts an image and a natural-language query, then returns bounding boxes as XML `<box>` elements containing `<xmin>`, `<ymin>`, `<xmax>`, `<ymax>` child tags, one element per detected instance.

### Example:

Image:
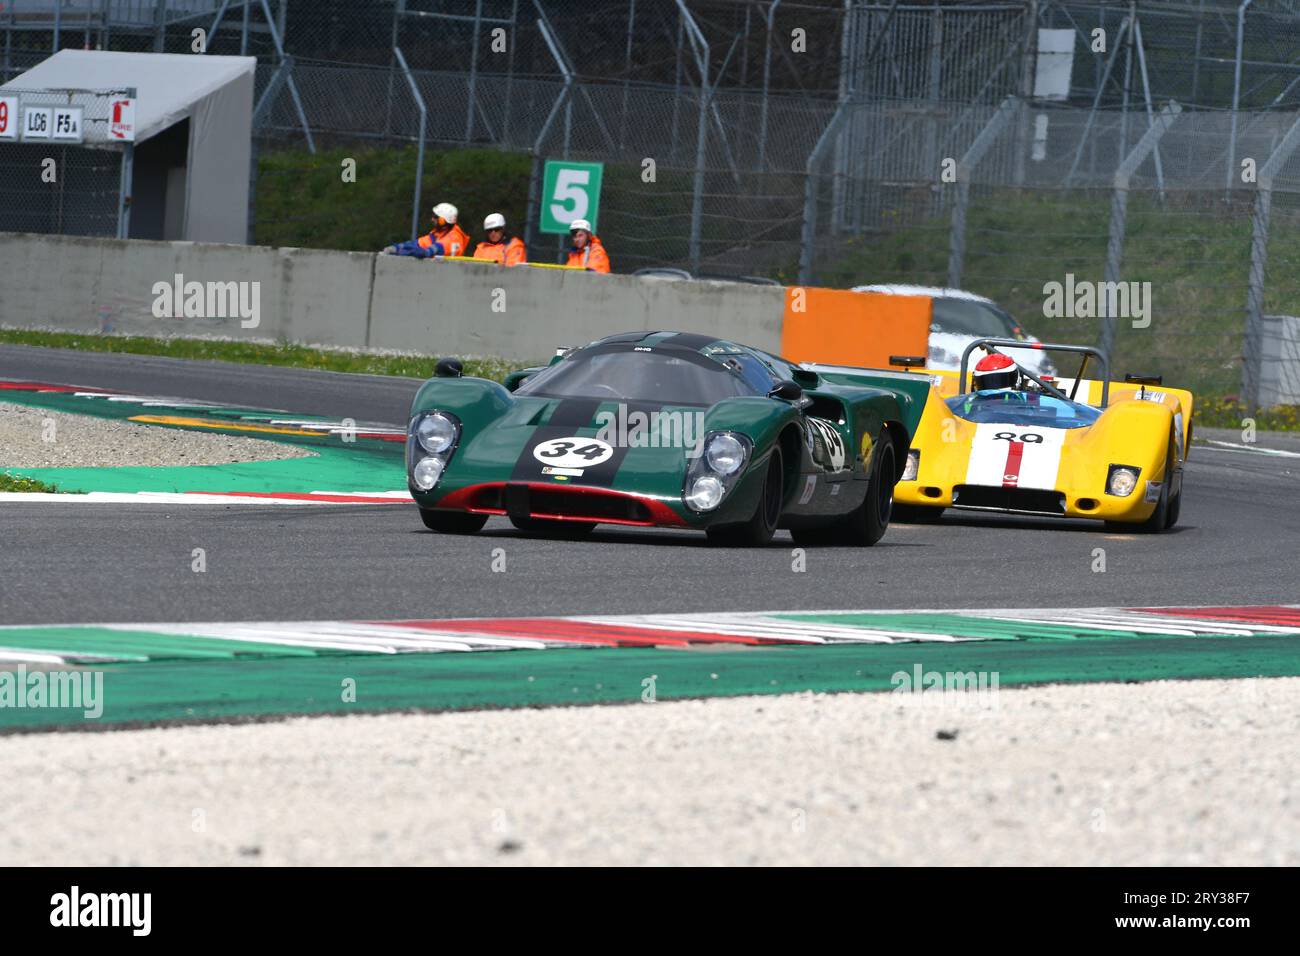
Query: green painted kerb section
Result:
<box><xmin>1</xmin><ymin>388</ymin><xmax>404</xmax><ymax>493</ymax></box>
<box><xmin>11</xmin><ymin>444</ymin><xmax>402</xmax><ymax>494</ymax></box>
<box><xmin>3</xmin><ymin>634</ymin><xmax>1299</xmax><ymax>732</ymax></box>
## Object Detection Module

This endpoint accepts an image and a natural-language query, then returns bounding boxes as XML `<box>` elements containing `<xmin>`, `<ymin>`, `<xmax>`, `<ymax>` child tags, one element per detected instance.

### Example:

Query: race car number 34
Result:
<box><xmin>533</xmin><ymin>437</ymin><xmax>614</xmax><ymax>468</ymax></box>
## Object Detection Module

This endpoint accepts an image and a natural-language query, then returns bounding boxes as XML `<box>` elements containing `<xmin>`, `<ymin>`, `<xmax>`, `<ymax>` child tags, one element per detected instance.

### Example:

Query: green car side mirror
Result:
<box><xmin>768</xmin><ymin>379</ymin><xmax>803</xmax><ymax>402</ymax></box>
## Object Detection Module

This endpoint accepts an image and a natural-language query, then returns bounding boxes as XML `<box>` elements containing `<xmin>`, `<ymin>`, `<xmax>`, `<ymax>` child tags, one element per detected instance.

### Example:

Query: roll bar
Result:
<box><xmin>959</xmin><ymin>339</ymin><xmax>1111</xmax><ymax>408</ymax></box>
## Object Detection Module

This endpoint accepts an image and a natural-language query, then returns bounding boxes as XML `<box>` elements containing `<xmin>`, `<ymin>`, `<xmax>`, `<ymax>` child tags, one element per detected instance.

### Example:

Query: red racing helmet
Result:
<box><xmin>973</xmin><ymin>352</ymin><xmax>1020</xmax><ymax>391</ymax></box>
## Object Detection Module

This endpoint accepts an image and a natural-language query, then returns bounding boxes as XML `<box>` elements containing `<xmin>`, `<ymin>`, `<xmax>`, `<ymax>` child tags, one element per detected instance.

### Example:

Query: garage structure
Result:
<box><xmin>0</xmin><ymin>49</ymin><xmax>254</xmax><ymax>243</ymax></box>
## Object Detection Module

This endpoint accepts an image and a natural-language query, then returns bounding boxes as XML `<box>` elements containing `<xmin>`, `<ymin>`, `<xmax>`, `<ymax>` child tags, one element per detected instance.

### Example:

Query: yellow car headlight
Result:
<box><xmin>1106</xmin><ymin>465</ymin><xmax>1140</xmax><ymax>497</ymax></box>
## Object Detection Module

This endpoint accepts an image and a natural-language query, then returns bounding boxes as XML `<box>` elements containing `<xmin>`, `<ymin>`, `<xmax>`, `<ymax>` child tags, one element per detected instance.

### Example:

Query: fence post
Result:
<box><xmin>947</xmin><ymin>96</ymin><xmax>1017</xmax><ymax>289</ymax></box>
<box><xmin>465</xmin><ymin>0</ymin><xmax>484</xmax><ymax>143</ymax></box>
<box><xmin>526</xmin><ymin>17</ymin><xmax>575</xmax><ymax>257</ymax></box>
<box><xmin>1242</xmin><ymin>110</ymin><xmax>1300</xmax><ymax>411</ymax></box>
<box><xmin>1243</xmin><ymin>185</ymin><xmax>1271</xmax><ymax>413</ymax></box>
<box><xmin>115</xmin><ymin>86</ymin><xmax>137</xmax><ymax>240</ymax></box>
<box><xmin>1226</xmin><ymin>0</ymin><xmax>1254</xmax><ymax>196</ymax></box>
<box><xmin>948</xmin><ymin>180</ymin><xmax>969</xmax><ymax>290</ymax></box>
<box><xmin>1098</xmin><ymin>101</ymin><xmax>1180</xmax><ymax>360</ymax></box>
<box><xmin>525</xmin><ymin>152</ymin><xmax>541</xmax><ymax>255</ymax></box>
<box><xmin>673</xmin><ymin>1</ymin><xmax>711</xmax><ymax>274</ymax></box>
<box><xmin>799</xmin><ymin>97</ymin><xmax>854</xmax><ymax>286</ymax></box>
<box><xmin>394</xmin><ymin>47</ymin><xmax>426</xmax><ymax>244</ymax></box>
<box><xmin>1098</xmin><ymin>187</ymin><xmax>1129</xmax><ymax>360</ymax></box>
<box><xmin>256</xmin><ymin>0</ymin><xmax>314</xmax><ymax>154</ymax></box>
<box><xmin>757</xmin><ymin>0</ymin><xmax>782</xmax><ymax>172</ymax></box>
<box><xmin>688</xmin><ymin>85</ymin><xmax>708</xmax><ymax>273</ymax></box>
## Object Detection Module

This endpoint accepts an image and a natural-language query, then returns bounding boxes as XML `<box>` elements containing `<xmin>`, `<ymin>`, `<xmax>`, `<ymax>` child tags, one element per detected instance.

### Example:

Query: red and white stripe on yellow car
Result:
<box><xmin>964</xmin><ymin>423</ymin><xmax>1066</xmax><ymax>490</ymax></box>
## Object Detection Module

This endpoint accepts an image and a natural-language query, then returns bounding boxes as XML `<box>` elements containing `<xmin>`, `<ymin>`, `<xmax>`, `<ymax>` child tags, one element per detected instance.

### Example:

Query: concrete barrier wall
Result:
<box><xmin>0</xmin><ymin>234</ymin><xmax>785</xmax><ymax>361</ymax></box>
<box><xmin>0</xmin><ymin>233</ymin><xmax>374</xmax><ymax>347</ymax></box>
<box><xmin>368</xmin><ymin>257</ymin><xmax>784</xmax><ymax>357</ymax></box>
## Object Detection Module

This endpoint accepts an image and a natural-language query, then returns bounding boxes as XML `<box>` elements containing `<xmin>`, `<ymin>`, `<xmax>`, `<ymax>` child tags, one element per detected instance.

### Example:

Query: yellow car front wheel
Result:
<box><xmin>1112</xmin><ymin>430</ymin><xmax>1179</xmax><ymax>534</ymax></box>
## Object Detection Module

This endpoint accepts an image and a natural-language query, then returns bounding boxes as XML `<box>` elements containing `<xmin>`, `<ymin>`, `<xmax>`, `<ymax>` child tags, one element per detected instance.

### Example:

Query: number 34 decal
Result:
<box><xmin>533</xmin><ymin>436</ymin><xmax>615</xmax><ymax>468</ymax></box>
<box><xmin>993</xmin><ymin>431</ymin><xmax>1045</xmax><ymax>444</ymax></box>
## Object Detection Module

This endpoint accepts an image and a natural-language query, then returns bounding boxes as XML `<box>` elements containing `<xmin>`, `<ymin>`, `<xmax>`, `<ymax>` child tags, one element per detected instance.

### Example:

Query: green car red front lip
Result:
<box><xmin>434</xmin><ymin>481</ymin><xmax>689</xmax><ymax>527</ymax></box>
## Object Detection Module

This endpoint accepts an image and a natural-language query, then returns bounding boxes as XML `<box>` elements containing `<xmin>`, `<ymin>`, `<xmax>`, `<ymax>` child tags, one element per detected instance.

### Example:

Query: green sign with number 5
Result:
<box><xmin>539</xmin><ymin>160</ymin><xmax>604</xmax><ymax>235</ymax></box>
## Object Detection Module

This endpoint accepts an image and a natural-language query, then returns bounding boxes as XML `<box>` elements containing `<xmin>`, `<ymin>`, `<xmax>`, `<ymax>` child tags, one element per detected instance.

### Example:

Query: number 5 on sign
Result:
<box><xmin>539</xmin><ymin>160</ymin><xmax>603</xmax><ymax>234</ymax></box>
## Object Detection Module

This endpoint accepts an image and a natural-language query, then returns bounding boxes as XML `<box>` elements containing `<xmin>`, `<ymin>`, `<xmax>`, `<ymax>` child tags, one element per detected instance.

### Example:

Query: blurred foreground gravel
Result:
<box><xmin>0</xmin><ymin>401</ymin><xmax>313</xmax><ymax>469</ymax></box>
<box><xmin>1</xmin><ymin>675</ymin><xmax>1294</xmax><ymax>865</ymax></box>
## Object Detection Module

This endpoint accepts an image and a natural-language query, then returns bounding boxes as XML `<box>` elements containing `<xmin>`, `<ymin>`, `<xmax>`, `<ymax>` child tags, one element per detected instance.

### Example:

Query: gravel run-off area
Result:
<box><xmin>0</xmin><ymin>401</ymin><xmax>314</xmax><ymax>469</ymax></box>
<box><xmin>1</xmin><ymin>676</ymin><xmax>1294</xmax><ymax>866</ymax></box>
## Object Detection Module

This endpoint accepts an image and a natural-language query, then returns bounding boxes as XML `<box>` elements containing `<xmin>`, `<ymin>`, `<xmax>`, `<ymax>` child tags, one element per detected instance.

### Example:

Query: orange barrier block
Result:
<box><xmin>780</xmin><ymin>288</ymin><xmax>931</xmax><ymax>368</ymax></box>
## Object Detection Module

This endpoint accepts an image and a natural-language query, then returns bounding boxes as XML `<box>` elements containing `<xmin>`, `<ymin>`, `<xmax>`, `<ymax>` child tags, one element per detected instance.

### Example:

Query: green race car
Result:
<box><xmin>406</xmin><ymin>331</ymin><xmax>929</xmax><ymax>546</ymax></box>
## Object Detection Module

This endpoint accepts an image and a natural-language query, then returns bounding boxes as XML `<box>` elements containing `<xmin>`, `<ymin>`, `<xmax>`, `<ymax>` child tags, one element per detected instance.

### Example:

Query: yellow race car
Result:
<box><xmin>808</xmin><ymin>339</ymin><xmax>1192</xmax><ymax>532</ymax></box>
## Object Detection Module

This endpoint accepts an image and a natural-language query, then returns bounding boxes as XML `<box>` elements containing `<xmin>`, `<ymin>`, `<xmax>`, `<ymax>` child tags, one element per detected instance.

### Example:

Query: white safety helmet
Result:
<box><xmin>432</xmin><ymin>202</ymin><xmax>458</xmax><ymax>224</ymax></box>
<box><xmin>569</xmin><ymin>218</ymin><xmax>592</xmax><ymax>234</ymax></box>
<box><xmin>483</xmin><ymin>212</ymin><xmax>506</xmax><ymax>231</ymax></box>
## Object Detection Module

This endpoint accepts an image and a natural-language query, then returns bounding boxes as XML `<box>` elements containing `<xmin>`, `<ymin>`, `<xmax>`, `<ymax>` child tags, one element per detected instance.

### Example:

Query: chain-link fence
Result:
<box><xmin>7</xmin><ymin>1</ymin><xmax>1300</xmax><ymax>402</ymax></box>
<box><xmin>0</xmin><ymin>87</ymin><xmax>129</xmax><ymax>237</ymax></box>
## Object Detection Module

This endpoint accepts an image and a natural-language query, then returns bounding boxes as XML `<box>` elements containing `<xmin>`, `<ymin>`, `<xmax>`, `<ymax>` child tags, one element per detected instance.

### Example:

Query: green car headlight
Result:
<box><xmin>408</xmin><ymin>410</ymin><xmax>462</xmax><ymax>492</ymax></box>
<box><xmin>684</xmin><ymin>431</ymin><xmax>752</xmax><ymax>513</ymax></box>
<box><xmin>704</xmin><ymin>433</ymin><xmax>747</xmax><ymax>476</ymax></box>
<box><xmin>416</xmin><ymin>412</ymin><xmax>457</xmax><ymax>454</ymax></box>
<box><xmin>685</xmin><ymin>475</ymin><xmax>725</xmax><ymax>511</ymax></box>
<box><xmin>412</xmin><ymin>456</ymin><xmax>445</xmax><ymax>491</ymax></box>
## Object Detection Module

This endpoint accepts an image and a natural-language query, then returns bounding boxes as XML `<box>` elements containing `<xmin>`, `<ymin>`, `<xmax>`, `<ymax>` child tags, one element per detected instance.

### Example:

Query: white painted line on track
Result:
<box><xmin>1049</xmin><ymin>618</ymin><xmax>1254</xmax><ymax>636</ymax></box>
<box><xmin>0</xmin><ymin>647</ymin><xmax>88</xmax><ymax>664</ymax></box>
<box><xmin>1198</xmin><ymin>440</ymin><xmax>1300</xmax><ymax>458</ymax></box>
<box><xmin>574</xmin><ymin>614</ymin><xmax>969</xmax><ymax>644</ymax></box>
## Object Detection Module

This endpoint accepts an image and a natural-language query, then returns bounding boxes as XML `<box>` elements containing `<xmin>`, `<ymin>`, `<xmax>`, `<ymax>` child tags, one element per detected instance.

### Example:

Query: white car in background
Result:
<box><xmin>852</xmin><ymin>284</ymin><xmax>1055</xmax><ymax>377</ymax></box>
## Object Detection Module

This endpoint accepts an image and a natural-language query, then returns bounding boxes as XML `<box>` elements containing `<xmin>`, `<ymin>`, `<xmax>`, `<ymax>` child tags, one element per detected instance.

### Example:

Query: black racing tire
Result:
<box><xmin>509</xmin><ymin>516</ymin><xmax>597</xmax><ymax>539</ymax></box>
<box><xmin>838</xmin><ymin>438</ymin><xmax>896</xmax><ymax>546</ymax></box>
<box><xmin>706</xmin><ymin>447</ymin><xmax>783</xmax><ymax>547</ymax></box>
<box><xmin>1164</xmin><ymin>483</ymin><xmax>1182</xmax><ymax>529</ymax></box>
<box><xmin>1134</xmin><ymin>432</ymin><xmax>1175</xmax><ymax>534</ymax></box>
<box><xmin>419</xmin><ymin>509</ymin><xmax>488</xmax><ymax>534</ymax></box>
<box><xmin>891</xmin><ymin>503</ymin><xmax>945</xmax><ymax>524</ymax></box>
<box><xmin>1164</xmin><ymin>439</ymin><xmax>1183</xmax><ymax>530</ymax></box>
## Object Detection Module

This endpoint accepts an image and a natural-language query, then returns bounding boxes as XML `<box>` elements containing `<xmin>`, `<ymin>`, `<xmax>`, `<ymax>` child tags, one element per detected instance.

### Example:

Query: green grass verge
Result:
<box><xmin>0</xmin><ymin>473</ymin><xmax>58</xmax><ymax>493</ymax></box>
<box><xmin>0</xmin><ymin>330</ymin><xmax>522</xmax><ymax>383</ymax></box>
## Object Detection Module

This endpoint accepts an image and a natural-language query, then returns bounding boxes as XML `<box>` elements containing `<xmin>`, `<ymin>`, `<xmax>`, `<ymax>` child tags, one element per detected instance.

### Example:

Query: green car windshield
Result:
<box><xmin>947</xmin><ymin>391</ymin><xmax>1101</xmax><ymax>429</ymax></box>
<box><xmin>516</xmin><ymin>348</ymin><xmax>757</xmax><ymax>406</ymax></box>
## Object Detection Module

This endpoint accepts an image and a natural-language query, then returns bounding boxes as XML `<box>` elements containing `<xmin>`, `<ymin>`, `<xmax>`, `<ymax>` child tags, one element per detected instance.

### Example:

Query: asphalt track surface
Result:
<box><xmin>2</xmin><ymin>344</ymin><xmax>1298</xmax><ymax>625</ymax></box>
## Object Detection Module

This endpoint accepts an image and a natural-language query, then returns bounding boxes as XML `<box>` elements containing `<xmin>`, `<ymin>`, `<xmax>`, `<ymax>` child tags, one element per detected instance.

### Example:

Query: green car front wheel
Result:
<box><xmin>420</xmin><ymin>509</ymin><xmax>488</xmax><ymax>534</ymax></box>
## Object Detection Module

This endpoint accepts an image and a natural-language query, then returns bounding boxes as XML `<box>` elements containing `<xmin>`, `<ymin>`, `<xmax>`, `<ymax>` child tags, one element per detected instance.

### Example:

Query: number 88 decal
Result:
<box><xmin>993</xmin><ymin>431</ymin><xmax>1044</xmax><ymax>443</ymax></box>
